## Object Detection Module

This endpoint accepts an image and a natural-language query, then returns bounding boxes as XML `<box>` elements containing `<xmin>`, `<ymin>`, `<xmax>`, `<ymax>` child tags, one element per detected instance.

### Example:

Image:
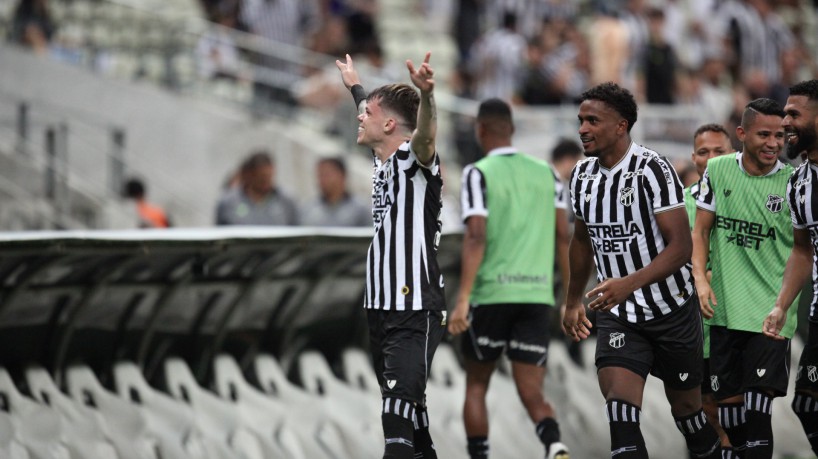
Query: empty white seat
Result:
<box><xmin>340</xmin><ymin>348</ymin><xmax>380</xmax><ymax>395</ymax></box>
<box><xmin>65</xmin><ymin>365</ymin><xmax>160</xmax><ymax>459</ymax></box>
<box><xmin>163</xmin><ymin>357</ymin><xmax>285</xmax><ymax>459</ymax></box>
<box><xmin>0</xmin><ymin>411</ymin><xmax>31</xmax><ymax>459</ymax></box>
<box><xmin>113</xmin><ymin>361</ymin><xmax>235</xmax><ymax>459</ymax></box>
<box><xmin>0</xmin><ymin>367</ymin><xmax>70</xmax><ymax>459</ymax></box>
<box><xmin>25</xmin><ymin>366</ymin><xmax>119</xmax><ymax>459</ymax></box>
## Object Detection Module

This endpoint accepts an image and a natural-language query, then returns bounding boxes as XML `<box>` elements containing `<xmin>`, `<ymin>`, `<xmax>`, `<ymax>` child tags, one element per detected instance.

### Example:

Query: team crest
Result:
<box><xmin>724</xmin><ymin>189</ymin><xmax>732</xmax><ymax>197</ymax></box>
<box><xmin>585</xmin><ymin>193</ymin><xmax>591</xmax><ymax>202</ymax></box>
<box><xmin>809</xmin><ymin>366</ymin><xmax>818</xmax><ymax>383</ymax></box>
<box><xmin>766</xmin><ymin>194</ymin><xmax>784</xmax><ymax>213</ymax></box>
<box><xmin>710</xmin><ymin>375</ymin><xmax>719</xmax><ymax>392</ymax></box>
<box><xmin>619</xmin><ymin>187</ymin><xmax>635</xmax><ymax>207</ymax></box>
<box><xmin>609</xmin><ymin>332</ymin><xmax>625</xmax><ymax>349</ymax></box>
<box><xmin>679</xmin><ymin>373</ymin><xmax>689</xmax><ymax>382</ymax></box>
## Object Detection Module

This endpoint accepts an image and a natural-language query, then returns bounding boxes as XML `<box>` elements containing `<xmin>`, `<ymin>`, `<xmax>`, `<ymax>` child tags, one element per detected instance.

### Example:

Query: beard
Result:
<box><xmin>786</xmin><ymin>127</ymin><xmax>818</xmax><ymax>159</ymax></box>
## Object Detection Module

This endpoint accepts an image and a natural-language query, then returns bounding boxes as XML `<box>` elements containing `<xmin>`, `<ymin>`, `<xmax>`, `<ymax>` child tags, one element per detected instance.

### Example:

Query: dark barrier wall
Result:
<box><xmin>0</xmin><ymin>228</ymin><xmax>463</xmax><ymax>388</ymax></box>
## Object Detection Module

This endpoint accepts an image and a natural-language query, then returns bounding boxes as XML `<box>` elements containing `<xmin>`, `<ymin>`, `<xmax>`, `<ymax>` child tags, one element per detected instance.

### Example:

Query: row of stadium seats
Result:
<box><xmin>0</xmin><ymin>344</ymin><xmax>586</xmax><ymax>459</ymax></box>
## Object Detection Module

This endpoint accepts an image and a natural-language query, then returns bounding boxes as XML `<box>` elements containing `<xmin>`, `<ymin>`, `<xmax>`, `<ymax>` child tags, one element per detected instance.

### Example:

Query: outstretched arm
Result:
<box><xmin>407</xmin><ymin>52</ymin><xmax>437</xmax><ymax>166</ymax></box>
<box><xmin>335</xmin><ymin>53</ymin><xmax>367</xmax><ymax>115</ymax></box>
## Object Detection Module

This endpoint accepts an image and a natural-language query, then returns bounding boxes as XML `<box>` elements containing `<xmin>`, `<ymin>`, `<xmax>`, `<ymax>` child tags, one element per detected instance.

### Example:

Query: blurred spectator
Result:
<box><xmin>196</xmin><ymin>3</ymin><xmax>242</xmax><ymax>80</ymax></box>
<box><xmin>215</xmin><ymin>151</ymin><xmax>299</xmax><ymax>225</ymax></box>
<box><xmin>696</xmin><ymin>49</ymin><xmax>734</xmax><ymax>124</ymax></box>
<box><xmin>619</xmin><ymin>0</ymin><xmax>649</xmax><ymax>98</ymax></box>
<box><xmin>301</xmin><ymin>157</ymin><xmax>371</xmax><ymax>227</ymax></box>
<box><xmin>10</xmin><ymin>0</ymin><xmax>54</xmax><ymax>54</ymax></box>
<box><xmin>678</xmin><ymin>163</ymin><xmax>699</xmax><ymax>188</ymax></box>
<box><xmin>643</xmin><ymin>8</ymin><xmax>678</xmax><ymax>104</ymax></box>
<box><xmin>452</xmin><ymin>0</ymin><xmax>482</xmax><ymax>63</ymax></box>
<box><xmin>122</xmin><ymin>178</ymin><xmax>171</xmax><ymax>228</ymax></box>
<box><xmin>550</xmin><ymin>138</ymin><xmax>582</xmax><ymax>182</ymax></box>
<box><xmin>587</xmin><ymin>7</ymin><xmax>629</xmax><ymax>88</ymax></box>
<box><xmin>239</xmin><ymin>0</ymin><xmax>321</xmax><ymax>113</ymax></box>
<box><xmin>534</xmin><ymin>18</ymin><xmax>590</xmax><ymax>105</ymax></box>
<box><xmin>469</xmin><ymin>11</ymin><xmax>526</xmax><ymax>102</ymax></box>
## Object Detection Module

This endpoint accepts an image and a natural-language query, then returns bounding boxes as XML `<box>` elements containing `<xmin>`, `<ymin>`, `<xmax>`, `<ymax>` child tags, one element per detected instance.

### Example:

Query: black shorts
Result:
<box><xmin>795</xmin><ymin>321</ymin><xmax>818</xmax><ymax>392</ymax></box>
<box><xmin>367</xmin><ymin>309</ymin><xmax>446</xmax><ymax>404</ymax></box>
<box><xmin>709</xmin><ymin>325</ymin><xmax>791</xmax><ymax>399</ymax></box>
<box><xmin>702</xmin><ymin>358</ymin><xmax>714</xmax><ymax>395</ymax></box>
<box><xmin>595</xmin><ymin>296</ymin><xmax>703</xmax><ymax>390</ymax></box>
<box><xmin>461</xmin><ymin>303</ymin><xmax>552</xmax><ymax>366</ymax></box>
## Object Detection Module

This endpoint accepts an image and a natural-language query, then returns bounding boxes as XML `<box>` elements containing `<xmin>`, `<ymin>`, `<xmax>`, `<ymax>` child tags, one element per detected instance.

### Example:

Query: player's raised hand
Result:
<box><xmin>407</xmin><ymin>52</ymin><xmax>435</xmax><ymax>95</ymax></box>
<box><xmin>335</xmin><ymin>53</ymin><xmax>361</xmax><ymax>90</ymax></box>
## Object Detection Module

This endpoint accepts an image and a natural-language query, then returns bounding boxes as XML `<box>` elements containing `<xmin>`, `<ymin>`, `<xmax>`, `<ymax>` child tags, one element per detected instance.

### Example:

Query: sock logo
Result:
<box><xmin>679</xmin><ymin>373</ymin><xmax>688</xmax><ymax>382</ymax></box>
<box><xmin>809</xmin><ymin>366</ymin><xmax>818</xmax><ymax>382</ymax></box>
<box><xmin>756</xmin><ymin>368</ymin><xmax>766</xmax><ymax>377</ymax></box>
<box><xmin>387</xmin><ymin>379</ymin><xmax>397</xmax><ymax>389</ymax></box>
<box><xmin>710</xmin><ymin>375</ymin><xmax>719</xmax><ymax>392</ymax></box>
<box><xmin>612</xmin><ymin>446</ymin><xmax>638</xmax><ymax>456</ymax></box>
<box><xmin>609</xmin><ymin>332</ymin><xmax>625</xmax><ymax>349</ymax></box>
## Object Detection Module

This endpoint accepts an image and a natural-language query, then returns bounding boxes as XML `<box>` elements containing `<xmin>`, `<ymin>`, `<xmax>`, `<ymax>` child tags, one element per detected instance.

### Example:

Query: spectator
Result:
<box><xmin>10</xmin><ymin>0</ymin><xmax>54</xmax><ymax>54</ymax></box>
<box><xmin>469</xmin><ymin>11</ymin><xmax>526</xmax><ymax>102</ymax></box>
<box><xmin>643</xmin><ymin>8</ymin><xmax>678</xmax><ymax>104</ymax></box>
<box><xmin>550</xmin><ymin>138</ymin><xmax>583</xmax><ymax>182</ymax></box>
<box><xmin>215</xmin><ymin>151</ymin><xmax>299</xmax><ymax>225</ymax></box>
<box><xmin>301</xmin><ymin>157</ymin><xmax>371</xmax><ymax>227</ymax></box>
<box><xmin>122</xmin><ymin>178</ymin><xmax>171</xmax><ymax>228</ymax></box>
<box><xmin>196</xmin><ymin>2</ymin><xmax>242</xmax><ymax>80</ymax></box>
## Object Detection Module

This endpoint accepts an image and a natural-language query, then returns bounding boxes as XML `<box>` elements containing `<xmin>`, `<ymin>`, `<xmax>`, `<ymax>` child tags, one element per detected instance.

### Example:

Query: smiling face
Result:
<box><xmin>577</xmin><ymin>99</ymin><xmax>629</xmax><ymax>161</ymax></box>
<box><xmin>692</xmin><ymin>130</ymin><xmax>732</xmax><ymax>177</ymax></box>
<box><xmin>356</xmin><ymin>98</ymin><xmax>388</xmax><ymax>147</ymax></box>
<box><xmin>783</xmin><ymin>94</ymin><xmax>818</xmax><ymax>160</ymax></box>
<box><xmin>736</xmin><ymin>113</ymin><xmax>784</xmax><ymax>175</ymax></box>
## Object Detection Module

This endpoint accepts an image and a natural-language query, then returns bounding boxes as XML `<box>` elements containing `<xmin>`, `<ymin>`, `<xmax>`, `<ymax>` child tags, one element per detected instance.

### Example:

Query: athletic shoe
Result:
<box><xmin>547</xmin><ymin>441</ymin><xmax>570</xmax><ymax>459</ymax></box>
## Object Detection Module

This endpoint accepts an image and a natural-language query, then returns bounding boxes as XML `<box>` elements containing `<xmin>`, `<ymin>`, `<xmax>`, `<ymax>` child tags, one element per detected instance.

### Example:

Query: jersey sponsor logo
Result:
<box><xmin>509</xmin><ymin>340</ymin><xmax>547</xmax><ymax>354</ymax></box>
<box><xmin>609</xmin><ymin>332</ymin><xmax>625</xmax><ymax>349</ymax></box>
<box><xmin>724</xmin><ymin>189</ymin><xmax>732</xmax><ymax>197</ymax></box>
<box><xmin>441</xmin><ymin>311</ymin><xmax>447</xmax><ymax>326</ymax></box>
<box><xmin>477</xmin><ymin>336</ymin><xmax>506</xmax><ymax>348</ymax></box>
<box><xmin>710</xmin><ymin>375</ymin><xmax>719</xmax><ymax>392</ymax></box>
<box><xmin>756</xmin><ymin>368</ymin><xmax>766</xmax><ymax>377</ymax></box>
<box><xmin>387</xmin><ymin>379</ymin><xmax>397</xmax><ymax>389</ymax></box>
<box><xmin>679</xmin><ymin>373</ymin><xmax>689</xmax><ymax>382</ymax></box>
<box><xmin>578</xmin><ymin>172</ymin><xmax>601</xmax><ymax>181</ymax></box>
<box><xmin>619</xmin><ymin>187</ymin><xmax>635</xmax><ymax>207</ymax></box>
<box><xmin>795</xmin><ymin>177</ymin><xmax>812</xmax><ymax>190</ymax></box>
<box><xmin>717</xmin><ymin>216</ymin><xmax>777</xmax><ymax>251</ymax></box>
<box><xmin>809</xmin><ymin>366</ymin><xmax>818</xmax><ymax>383</ymax></box>
<box><xmin>622</xmin><ymin>169</ymin><xmax>643</xmax><ymax>179</ymax></box>
<box><xmin>766</xmin><ymin>194</ymin><xmax>784</xmax><ymax>213</ymax></box>
<box><xmin>657</xmin><ymin>158</ymin><xmax>674</xmax><ymax>184</ymax></box>
<box><xmin>497</xmin><ymin>273</ymin><xmax>549</xmax><ymax>285</ymax></box>
<box><xmin>587</xmin><ymin>222</ymin><xmax>643</xmax><ymax>254</ymax></box>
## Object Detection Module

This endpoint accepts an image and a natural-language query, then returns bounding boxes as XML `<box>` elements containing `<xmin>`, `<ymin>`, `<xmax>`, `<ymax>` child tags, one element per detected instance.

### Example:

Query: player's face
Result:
<box><xmin>737</xmin><ymin>113</ymin><xmax>784</xmax><ymax>174</ymax></box>
<box><xmin>783</xmin><ymin>95</ymin><xmax>818</xmax><ymax>160</ymax></box>
<box><xmin>691</xmin><ymin>131</ymin><xmax>732</xmax><ymax>177</ymax></box>
<box><xmin>357</xmin><ymin>99</ymin><xmax>386</xmax><ymax>146</ymax></box>
<box><xmin>577</xmin><ymin>100</ymin><xmax>627</xmax><ymax>159</ymax></box>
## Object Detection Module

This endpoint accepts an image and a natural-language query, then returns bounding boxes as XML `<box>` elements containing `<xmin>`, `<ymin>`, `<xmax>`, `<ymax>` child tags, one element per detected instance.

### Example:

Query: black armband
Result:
<box><xmin>351</xmin><ymin>84</ymin><xmax>367</xmax><ymax>113</ymax></box>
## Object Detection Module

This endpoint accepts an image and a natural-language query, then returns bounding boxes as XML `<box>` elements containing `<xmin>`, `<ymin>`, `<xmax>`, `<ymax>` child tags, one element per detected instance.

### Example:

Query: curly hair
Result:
<box><xmin>579</xmin><ymin>82</ymin><xmax>638</xmax><ymax>133</ymax></box>
<box><xmin>789</xmin><ymin>79</ymin><xmax>818</xmax><ymax>101</ymax></box>
<box><xmin>367</xmin><ymin>84</ymin><xmax>420</xmax><ymax>132</ymax></box>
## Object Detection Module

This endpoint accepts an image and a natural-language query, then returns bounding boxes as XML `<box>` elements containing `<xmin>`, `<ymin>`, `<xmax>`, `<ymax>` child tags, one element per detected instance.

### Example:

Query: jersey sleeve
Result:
<box><xmin>696</xmin><ymin>166</ymin><xmax>716</xmax><ymax>212</ymax></box>
<box><xmin>461</xmin><ymin>165</ymin><xmax>488</xmax><ymax>221</ymax></box>
<box><xmin>787</xmin><ymin>176</ymin><xmax>806</xmax><ymax>229</ymax></box>
<box><xmin>644</xmin><ymin>156</ymin><xmax>685</xmax><ymax>213</ymax></box>
<box><xmin>552</xmin><ymin>168</ymin><xmax>568</xmax><ymax>210</ymax></box>
<box><xmin>401</xmin><ymin>141</ymin><xmax>440</xmax><ymax>175</ymax></box>
<box><xmin>569</xmin><ymin>164</ymin><xmax>584</xmax><ymax>221</ymax></box>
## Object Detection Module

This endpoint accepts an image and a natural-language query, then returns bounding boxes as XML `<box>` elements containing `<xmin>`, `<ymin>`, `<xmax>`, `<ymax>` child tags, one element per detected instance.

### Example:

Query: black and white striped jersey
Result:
<box><xmin>787</xmin><ymin>160</ymin><xmax>818</xmax><ymax>321</ymax></box>
<box><xmin>460</xmin><ymin>147</ymin><xmax>568</xmax><ymax>220</ymax></box>
<box><xmin>366</xmin><ymin>141</ymin><xmax>445</xmax><ymax>311</ymax></box>
<box><xmin>569</xmin><ymin>142</ymin><xmax>694</xmax><ymax>323</ymax></box>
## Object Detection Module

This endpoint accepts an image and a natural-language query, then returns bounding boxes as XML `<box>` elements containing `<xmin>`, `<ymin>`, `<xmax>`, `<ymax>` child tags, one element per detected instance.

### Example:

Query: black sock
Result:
<box><xmin>382</xmin><ymin>398</ymin><xmax>416</xmax><ymax>459</ymax></box>
<box><xmin>718</xmin><ymin>403</ymin><xmax>747</xmax><ymax>456</ymax></box>
<box><xmin>721</xmin><ymin>447</ymin><xmax>738</xmax><ymax>459</ymax></box>
<box><xmin>606</xmin><ymin>399</ymin><xmax>648</xmax><ymax>458</ymax></box>
<box><xmin>743</xmin><ymin>391</ymin><xmax>773</xmax><ymax>458</ymax></box>
<box><xmin>792</xmin><ymin>393</ymin><xmax>818</xmax><ymax>455</ymax></box>
<box><xmin>413</xmin><ymin>404</ymin><xmax>436</xmax><ymax>459</ymax></box>
<box><xmin>674</xmin><ymin>409</ymin><xmax>720</xmax><ymax>458</ymax></box>
<box><xmin>536</xmin><ymin>417</ymin><xmax>561</xmax><ymax>453</ymax></box>
<box><xmin>466</xmin><ymin>436</ymin><xmax>489</xmax><ymax>459</ymax></box>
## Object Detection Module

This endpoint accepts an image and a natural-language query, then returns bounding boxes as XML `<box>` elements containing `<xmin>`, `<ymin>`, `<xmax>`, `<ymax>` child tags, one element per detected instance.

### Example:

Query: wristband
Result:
<box><xmin>351</xmin><ymin>84</ymin><xmax>366</xmax><ymax>114</ymax></box>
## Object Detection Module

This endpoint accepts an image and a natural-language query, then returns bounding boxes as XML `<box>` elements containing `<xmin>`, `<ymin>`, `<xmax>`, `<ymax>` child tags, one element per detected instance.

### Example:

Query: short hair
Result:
<box><xmin>477</xmin><ymin>98</ymin><xmax>512</xmax><ymax>123</ymax></box>
<box><xmin>579</xmin><ymin>82</ymin><xmax>638</xmax><ymax>133</ymax></box>
<box><xmin>789</xmin><ymin>79</ymin><xmax>818</xmax><ymax>101</ymax></box>
<box><xmin>551</xmin><ymin>138</ymin><xmax>582</xmax><ymax>162</ymax></box>
<box><xmin>242</xmin><ymin>150</ymin><xmax>274</xmax><ymax>173</ymax></box>
<box><xmin>319</xmin><ymin>156</ymin><xmax>347</xmax><ymax>176</ymax></box>
<box><xmin>367</xmin><ymin>84</ymin><xmax>419</xmax><ymax>132</ymax></box>
<box><xmin>502</xmin><ymin>11</ymin><xmax>517</xmax><ymax>30</ymax></box>
<box><xmin>693</xmin><ymin>123</ymin><xmax>730</xmax><ymax>143</ymax></box>
<box><xmin>741</xmin><ymin>98</ymin><xmax>785</xmax><ymax>128</ymax></box>
<box><xmin>123</xmin><ymin>178</ymin><xmax>145</xmax><ymax>199</ymax></box>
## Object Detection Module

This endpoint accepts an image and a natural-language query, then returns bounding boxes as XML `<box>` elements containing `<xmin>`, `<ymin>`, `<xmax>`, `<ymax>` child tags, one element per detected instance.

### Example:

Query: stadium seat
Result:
<box><xmin>25</xmin><ymin>366</ymin><xmax>120</xmax><ymax>459</ymax></box>
<box><xmin>0</xmin><ymin>411</ymin><xmax>30</xmax><ymax>459</ymax></box>
<box><xmin>0</xmin><ymin>367</ymin><xmax>71</xmax><ymax>459</ymax></box>
<box><xmin>64</xmin><ymin>365</ymin><xmax>160</xmax><ymax>459</ymax></box>
<box><xmin>163</xmin><ymin>357</ymin><xmax>285</xmax><ymax>459</ymax></box>
<box><xmin>340</xmin><ymin>347</ymin><xmax>379</xmax><ymax>395</ymax></box>
<box><xmin>112</xmin><ymin>361</ymin><xmax>234</xmax><ymax>459</ymax></box>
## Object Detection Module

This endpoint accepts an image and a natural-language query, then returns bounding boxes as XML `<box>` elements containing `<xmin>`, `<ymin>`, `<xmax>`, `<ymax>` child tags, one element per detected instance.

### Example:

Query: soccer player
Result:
<box><xmin>448</xmin><ymin>98</ymin><xmax>570</xmax><ymax>459</ymax></box>
<box><xmin>762</xmin><ymin>79</ymin><xmax>818</xmax><ymax>457</ymax></box>
<box><xmin>562</xmin><ymin>82</ymin><xmax>720</xmax><ymax>458</ymax></box>
<box><xmin>693</xmin><ymin>98</ymin><xmax>796</xmax><ymax>459</ymax></box>
<box><xmin>336</xmin><ymin>52</ymin><xmax>446</xmax><ymax>459</ymax></box>
<box><xmin>684</xmin><ymin>124</ymin><xmax>734</xmax><ymax>457</ymax></box>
